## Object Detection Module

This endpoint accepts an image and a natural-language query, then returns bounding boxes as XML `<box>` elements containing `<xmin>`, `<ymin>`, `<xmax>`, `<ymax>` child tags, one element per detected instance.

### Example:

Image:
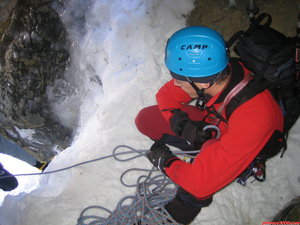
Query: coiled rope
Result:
<box><xmin>0</xmin><ymin>145</ymin><xmax>202</xmax><ymax>224</ymax></box>
<box><xmin>76</xmin><ymin>145</ymin><xmax>201</xmax><ymax>225</ymax></box>
<box><xmin>1</xmin><ymin>122</ymin><xmax>222</xmax><ymax>224</ymax></box>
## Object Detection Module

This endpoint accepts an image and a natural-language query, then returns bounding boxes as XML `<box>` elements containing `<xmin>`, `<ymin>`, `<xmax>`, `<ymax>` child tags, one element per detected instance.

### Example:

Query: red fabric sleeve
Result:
<box><xmin>165</xmin><ymin>90</ymin><xmax>284</xmax><ymax>198</ymax></box>
<box><xmin>156</xmin><ymin>79</ymin><xmax>192</xmax><ymax>122</ymax></box>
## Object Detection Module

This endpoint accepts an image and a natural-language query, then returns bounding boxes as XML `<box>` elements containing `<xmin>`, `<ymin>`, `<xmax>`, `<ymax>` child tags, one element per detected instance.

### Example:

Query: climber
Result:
<box><xmin>135</xmin><ymin>26</ymin><xmax>284</xmax><ymax>224</ymax></box>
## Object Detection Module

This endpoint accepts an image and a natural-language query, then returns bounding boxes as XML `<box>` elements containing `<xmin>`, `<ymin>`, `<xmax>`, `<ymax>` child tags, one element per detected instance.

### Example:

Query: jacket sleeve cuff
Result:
<box><xmin>165</xmin><ymin>157</ymin><xmax>180</xmax><ymax>168</ymax></box>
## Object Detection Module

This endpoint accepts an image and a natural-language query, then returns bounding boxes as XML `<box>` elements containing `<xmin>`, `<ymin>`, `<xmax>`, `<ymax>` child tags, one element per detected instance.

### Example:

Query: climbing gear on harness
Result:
<box><xmin>165</xmin><ymin>26</ymin><xmax>229</xmax><ymax>82</ymax></box>
<box><xmin>170</xmin><ymin>109</ymin><xmax>220</xmax><ymax>149</ymax></box>
<box><xmin>237</xmin><ymin>157</ymin><xmax>266</xmax><ymax>186</ymax></box>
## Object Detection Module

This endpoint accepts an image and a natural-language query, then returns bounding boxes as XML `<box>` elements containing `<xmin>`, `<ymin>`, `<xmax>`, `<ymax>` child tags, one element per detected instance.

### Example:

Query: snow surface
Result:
<box><xmin>0</xmin><ymin>154</ymin><xmax>40</xmax><ymax>206</ymax></box>
<box><xmin>1</xmin><ymin>0</ymin><xmax>300</xmax><ymax>225</ymax></box>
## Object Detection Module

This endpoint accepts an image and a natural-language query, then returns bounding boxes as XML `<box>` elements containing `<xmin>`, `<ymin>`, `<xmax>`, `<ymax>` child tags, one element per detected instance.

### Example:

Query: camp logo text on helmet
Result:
<box><xmin>180</xmin><ymin>44</ymin><xmax>208</xmax><ymax>50</ymax></box>
<box><xmin>165</xmin><ymin>26</ymin><xmax>229</xmax><ymax>82</ymax></box>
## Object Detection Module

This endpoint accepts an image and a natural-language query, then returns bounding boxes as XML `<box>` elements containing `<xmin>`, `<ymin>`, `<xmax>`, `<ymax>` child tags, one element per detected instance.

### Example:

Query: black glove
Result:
<box><xmin>0</xmin><ymin>163</ymin><xmax>18</xmax><ymax>192</ymax></box>
<box><xmin>169</xmin><ymin>109</ymin><xmax>189</xmax><ymax>136</ymax></box>
<box><xmin>170</xmin><ymin>110</ymin><xmax>214</xmax><ymax>149</ymax></box>
<box><xmin>146</xmin><ymin>141</ymin><xmax>178</xmax><ymax>173</ymax></box>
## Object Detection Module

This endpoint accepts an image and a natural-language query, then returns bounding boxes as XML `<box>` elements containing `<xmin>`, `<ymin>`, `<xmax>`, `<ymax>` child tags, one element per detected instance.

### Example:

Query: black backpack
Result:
<box><xmin>227</xmin><ymin>13</ymin><xmax>300</xmax><ymax>139</ymax></box>
<box><xmin>225</xmin><ymin>13</ymin><xmax>300</xmax><ymax>185</ymax></box>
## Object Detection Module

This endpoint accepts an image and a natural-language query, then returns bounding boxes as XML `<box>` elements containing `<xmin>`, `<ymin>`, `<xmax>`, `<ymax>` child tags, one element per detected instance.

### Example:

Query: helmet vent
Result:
<box><xmin>208</xmin><ymin>57</ymin><xmax>212</xmax><ymax>61</ymax></box>
<box><xmin>178</xmin><ymin>57</ymin><xmax>182</xmax><ymax>61</ymax></box>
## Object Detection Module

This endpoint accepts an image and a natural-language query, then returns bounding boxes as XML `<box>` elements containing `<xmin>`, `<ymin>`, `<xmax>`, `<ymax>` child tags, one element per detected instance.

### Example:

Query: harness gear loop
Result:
<box><xmin>237</xmin><ymin>158</ymin><xmax>266</xmax><ymax>186</ymax></box>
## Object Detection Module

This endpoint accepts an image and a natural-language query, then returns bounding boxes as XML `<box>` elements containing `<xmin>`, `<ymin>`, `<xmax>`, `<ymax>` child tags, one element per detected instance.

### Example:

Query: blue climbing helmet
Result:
<box><xmin>165</xmin><ymin>26</ymin><xmax>229</xmax><ymax>83</ymax></box>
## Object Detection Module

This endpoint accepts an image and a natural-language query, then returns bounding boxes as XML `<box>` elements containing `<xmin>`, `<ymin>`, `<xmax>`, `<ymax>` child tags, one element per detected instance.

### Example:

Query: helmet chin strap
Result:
<box><xmin>186</xmin><ymin>77</ymin><xmax>209</xmax><ymax>109</ymax></box>
<box><xmin>185</xmin><ymin>69</ymin><xmax>226</xmax><ymax>109</ymax></box>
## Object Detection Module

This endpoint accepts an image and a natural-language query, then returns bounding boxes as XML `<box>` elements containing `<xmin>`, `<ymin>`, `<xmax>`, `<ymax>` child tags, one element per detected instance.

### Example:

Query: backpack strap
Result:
<box><xmin>218</xmin><ymin>58</ymin><xmax>267</xmax><ymax>121</ymax></box>
<box><xmin>205</xmin><ymin>58</ymin><xmax>264</xmax><ymax>123</ymax></box>
<box><xmin>227</xmin><ymin>31</ymin><xmax>246</xmax><ymax>49</ymax></box>
<box><xmin>226</xmin><ymin>13</ymin><xmax>272</xmax><ymax>49</ymax></box>
<box><xmin>219</xmin><ymin>73</ymin><xmax>252</xmax><ymax>117</ymax></box>
<box><xmin>215</xmin><ymin>58</ymin><xmax>245</xmax><ymax>104</ymax></box>
<box><xmin>248</xmin><ymin>13</ymin><xmax>272</xmax><ymax>31</ymax></box>
<box><xmin>203</xmin><ymin>58</ymin><xmax>245</xmax><ymax>124</ymax></box>
<box><xmin>225</xmin><ymin>79</ymin><xmax>267</xmax><ymax>120</ymax></box>
<box><xmin>222</xmin><ymin>62</ymin><xmax>285</xmax><ymax>153</ymax></box>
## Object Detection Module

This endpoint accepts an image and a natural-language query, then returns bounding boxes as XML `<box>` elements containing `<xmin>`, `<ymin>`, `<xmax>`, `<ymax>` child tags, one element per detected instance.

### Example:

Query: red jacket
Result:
<box><xmin>156</xmin><ymin>64</ymin><xmax>284</xmax><ymax>199</ymax></box>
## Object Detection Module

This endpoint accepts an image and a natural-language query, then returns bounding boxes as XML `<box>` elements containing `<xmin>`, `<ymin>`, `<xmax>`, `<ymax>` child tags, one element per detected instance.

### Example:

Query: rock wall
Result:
<box><xmin>0</xmin><ymin>0</ymin><xmax>71</xmax><ymax>161</ymax></box>
<box><xmin>187</xmin><ymin>0</ymin><xmax>298</xmax><ymax>40</ymax></box>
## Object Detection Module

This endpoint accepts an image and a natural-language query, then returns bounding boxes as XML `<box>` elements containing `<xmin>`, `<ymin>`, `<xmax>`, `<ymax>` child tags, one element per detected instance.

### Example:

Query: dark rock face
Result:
<box><xmin>0</xmin><ymin>0</ymin><xmax>71</xmax><ymax>161</ymax></box>
<box><xmin>187</xmin><ymin>0</ymin><xmax>298</xmax><ymax>40</ymax></box>
<box><xmin>273</xmin><ymin>197</ymin><xmax>300</xmax><ymax>222</ymax></box>
<box><xmin>0</xmin><ymin>0</ymin><xmax>17</xmax><ymax>28</ymax></box>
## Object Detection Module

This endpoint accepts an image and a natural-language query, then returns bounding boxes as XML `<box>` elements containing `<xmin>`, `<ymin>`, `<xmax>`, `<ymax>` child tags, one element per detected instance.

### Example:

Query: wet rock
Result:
<box><xmin>187</xmin><ymin>0</ymin><xmax>298</xmax><ymax>40</ymax></box>
<box><xmin>0</xmin><ymin>0</ymin><xmax>17</xmax><ymax>45</ymax></box>
<box><xmin>0</xmin><ymin>0</ymin><xmax>71</xmax><ymax>161</ymax></box>
<box><xmin>273</xmin><ymin>197</ymin><xmax>300</xmax><ymax>222</ymax></box>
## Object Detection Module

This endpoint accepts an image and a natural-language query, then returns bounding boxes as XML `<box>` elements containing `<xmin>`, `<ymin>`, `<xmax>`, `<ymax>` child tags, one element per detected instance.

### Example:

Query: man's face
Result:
<box><xmin>173</xmin><ymin>79</ymin><xmax>205</xmax><ymax>98</ymax></box>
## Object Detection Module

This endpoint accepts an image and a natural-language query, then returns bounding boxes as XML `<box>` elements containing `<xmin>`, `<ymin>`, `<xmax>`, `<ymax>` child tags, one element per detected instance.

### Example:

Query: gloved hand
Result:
<box><xmin>170</xmin><ymin>110</ymin><xmax>214</xmax><ymax>149</ymax></box>
<box><xmin>146</xmin><ymin>141</ymin><xmax>178</xmax><ymax>173</ymax></box>
<box><xmin>0</xmin><ymin>163</ymin><xmax>18</xmax><ymax>192</ymax></box>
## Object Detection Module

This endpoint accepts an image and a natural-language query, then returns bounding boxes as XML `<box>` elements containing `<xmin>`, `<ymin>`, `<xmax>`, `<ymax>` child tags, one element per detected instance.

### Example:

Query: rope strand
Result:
<box><xmin>1</xmin><ymin>145</ymin><xmax>200</xmax><ymax>224</ymax></box>
<box><xmin>76</xmin><ymin>145</ymin><xmax>189</xmax><ymax>225</ymax></box>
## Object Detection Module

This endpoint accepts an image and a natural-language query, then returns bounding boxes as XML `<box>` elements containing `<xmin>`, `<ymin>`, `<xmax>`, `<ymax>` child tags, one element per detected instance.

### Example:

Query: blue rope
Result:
<box><xmin>1</xmin><ymin>145</ymin><xmax>199</xmax><ymax>224</ymax></box>
<box><xmin>76</xmin><ymin>145</ymin><xmax>190</xmax><ymax>225</ymax></box>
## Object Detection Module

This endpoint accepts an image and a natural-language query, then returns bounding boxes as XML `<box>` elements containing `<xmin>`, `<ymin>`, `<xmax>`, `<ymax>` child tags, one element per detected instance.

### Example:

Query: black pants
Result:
<box><xmin>165</xmin><ymin>187</ymin><xmax>213</xmax><ymax>224</ymax></box>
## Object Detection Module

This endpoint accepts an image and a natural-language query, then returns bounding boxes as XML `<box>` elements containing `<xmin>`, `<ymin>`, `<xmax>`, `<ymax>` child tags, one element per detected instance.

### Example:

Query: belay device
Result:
<box><xmin>226</xmin><ymin>2</ymin><xmax>300</xmax><ymax>185</ymax></box>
